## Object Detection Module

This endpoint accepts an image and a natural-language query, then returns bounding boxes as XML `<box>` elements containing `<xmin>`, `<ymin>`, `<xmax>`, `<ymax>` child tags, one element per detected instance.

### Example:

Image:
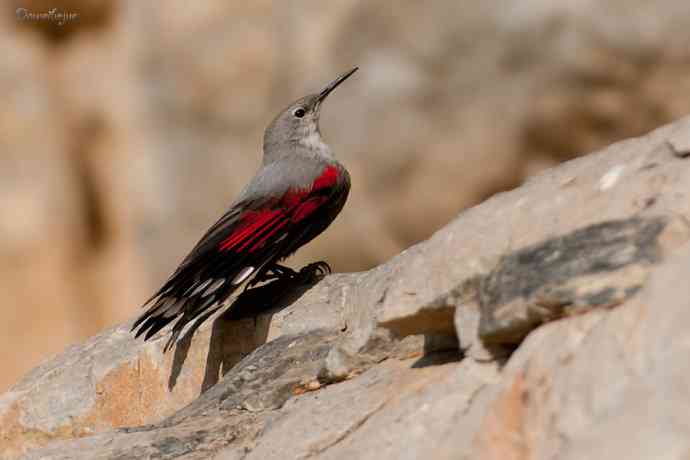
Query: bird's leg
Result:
<box><xmin>269</xmin><ymin>263</ymin><xmax>298</xmax><ymax>278</ymax></box>
<box><xmin>247</xmin><ymin>263</ymin><xmax>298</xmax><ymax>289</ymax></box>
<box><xmin>246</xmin><ymin>262</ymin><xmax>329</xmax><ymax>290</ymax></box>
<box><xmin>298</xmin><ymin>261</ymin><xmax>331</xmax><ymax>279</ymax></box>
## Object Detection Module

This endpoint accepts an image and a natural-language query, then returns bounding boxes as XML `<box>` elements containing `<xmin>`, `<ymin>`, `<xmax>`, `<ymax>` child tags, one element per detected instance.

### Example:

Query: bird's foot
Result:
<box><xmin>271</xmin><ymin>264</ymin><xmax>299</xmax><ymax>278</ymax></box>
<box><xmin>247</xmin><ymin>263</ymin><xmax>298</xmax><ymax>288</ymax></box>
<box><xmin>246</xmin><ymin>262</ymin><xmax>330</xmax><ymax>290</ymax></box>
<box><xmin>298</xmin><ymin>261</ymin><xmax>331</xmax><ymax>280</ymax></box>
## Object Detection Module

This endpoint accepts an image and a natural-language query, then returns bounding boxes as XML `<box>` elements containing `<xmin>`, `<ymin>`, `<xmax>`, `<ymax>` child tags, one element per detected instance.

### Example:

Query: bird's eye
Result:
<box><xmin>293</xmin><ymin>108</ymin><xmax>306</xmax><ymax>118</ymax></box>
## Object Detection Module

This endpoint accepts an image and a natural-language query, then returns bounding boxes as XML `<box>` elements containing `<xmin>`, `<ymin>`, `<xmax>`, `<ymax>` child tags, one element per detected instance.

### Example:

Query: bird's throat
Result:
<box><xmin>298</xmin><ymin>130</ymin><xmax>333</xmax><ymax>159</ymax></box>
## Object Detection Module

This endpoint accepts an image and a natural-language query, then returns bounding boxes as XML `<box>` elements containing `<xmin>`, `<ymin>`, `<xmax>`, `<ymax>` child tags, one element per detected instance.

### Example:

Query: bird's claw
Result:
<box><xmin>299</xmin><ymin>261</ymin><xmax>331</xmax><ymax>278</ymax></box>
<box><xmin>246</xmin><ymin>261</ymin><xmax>330</xmax><ymax>290</ymax></box>
<box><xmin>271</xmin><ymin>264</ymin><xmax>298</xmax><ymax>278</ymax></box>
<box><xmin>247</xmin><ymin>264</ymin><xmax>298</xmax><ymax>289</ymax></box>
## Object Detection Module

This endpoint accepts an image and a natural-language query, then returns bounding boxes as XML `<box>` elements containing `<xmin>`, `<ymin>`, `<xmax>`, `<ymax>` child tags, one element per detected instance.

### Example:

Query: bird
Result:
<box><xmin>131</xmin><ymin>67</ymin><xmax>358</xmax><ymax>351</ymax></box>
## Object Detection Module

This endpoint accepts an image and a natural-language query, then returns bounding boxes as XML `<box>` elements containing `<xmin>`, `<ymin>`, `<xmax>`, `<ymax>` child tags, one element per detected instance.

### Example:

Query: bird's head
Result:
<box><xmin>263</xmin><ymin>67</ymin><xmax>358</xmax><ymax>164</ymax></box>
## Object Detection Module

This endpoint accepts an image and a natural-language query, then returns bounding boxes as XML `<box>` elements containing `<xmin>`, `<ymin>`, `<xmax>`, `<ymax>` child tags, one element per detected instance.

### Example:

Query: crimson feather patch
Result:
<box><xmin>219</xmin><ymin>165</ymin><xmax>339</xmax><ymax>253</ymax></box>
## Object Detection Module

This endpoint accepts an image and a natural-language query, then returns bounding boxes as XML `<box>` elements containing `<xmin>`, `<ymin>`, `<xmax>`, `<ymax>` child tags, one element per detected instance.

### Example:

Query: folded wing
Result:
<box><xmin>131</xmin><ymin>164</ymin><xmax>349</xmax><ymax>350</ymax></box>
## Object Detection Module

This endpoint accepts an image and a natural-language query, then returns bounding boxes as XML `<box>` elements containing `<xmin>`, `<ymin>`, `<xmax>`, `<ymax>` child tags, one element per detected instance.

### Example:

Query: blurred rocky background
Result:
<box><xmin>1</xmin><ymin>0</ymin><xmax>689</xmax><ymax>393</ymax></box>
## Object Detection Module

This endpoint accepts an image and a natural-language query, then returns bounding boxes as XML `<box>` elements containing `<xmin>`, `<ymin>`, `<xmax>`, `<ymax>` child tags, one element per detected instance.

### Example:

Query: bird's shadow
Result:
<box><xmin>167</xmin><ymin>269</ymin><xmax>323</xmax><ymax>393</ymax></box>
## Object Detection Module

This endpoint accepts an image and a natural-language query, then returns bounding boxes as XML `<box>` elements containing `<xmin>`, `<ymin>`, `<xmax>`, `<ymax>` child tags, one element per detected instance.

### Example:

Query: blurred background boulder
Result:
<box><xmin>2</xmin><ymin>0</ymin><xmax>689</xmax><ymax>392</ymax></box>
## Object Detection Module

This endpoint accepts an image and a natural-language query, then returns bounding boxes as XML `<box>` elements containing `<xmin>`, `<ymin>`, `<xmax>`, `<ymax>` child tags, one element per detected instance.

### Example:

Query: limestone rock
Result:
<box><xmin>468</xmin><ymin>243</ymin><xmax>690</xmax><ymax>459</ymax></box>
<box><xmin>478</xmin><ymin>216</ymin><xmax>666</xmax><ymax>345</ymax></box>
<box><xmin>5</xmin><ymin>116</ymin><xmax>690</xmax><ymax>459</ymax></box>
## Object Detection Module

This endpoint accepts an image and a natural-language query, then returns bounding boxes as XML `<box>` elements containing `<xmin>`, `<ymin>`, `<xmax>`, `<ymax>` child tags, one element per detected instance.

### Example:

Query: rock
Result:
<box><xmin>5</xmin><ymin>116</ymin><xmax>690</xmax><ymax>459</ymax></box>
<box><xmin>468</xmin><ymin>243</ymin><xmax>690</xmax><ymax>459</ymax></box>
<box><xmin>478</xmin><ymin>217</ymin><xmax>666</xmax><ymax>345</ymax></box>
<box><xmin>668</xmin><ymin>123</ymin><xmax>690</xmax><ymax>158</ymax></box>
<box><xmin>381</xmin><ymin>112</ymin><xmax>690</xmax><ymax>355</ymax></box>
<box><xmin>0</xmin><ymin>275</ymin><xmax>350</xmax><ymax>458</ymax></box>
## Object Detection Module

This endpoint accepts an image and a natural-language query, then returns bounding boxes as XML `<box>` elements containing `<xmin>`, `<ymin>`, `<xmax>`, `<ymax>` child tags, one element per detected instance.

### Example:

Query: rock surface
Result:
<box><xmin>3</xmin><ymin>116</ymin><xmax>690</xmax><ymax>459</ymax></box>
<box><xmin>6</xmin><ymin>0</ymin><xmax>690</xmax><ymax>394</ymax></box>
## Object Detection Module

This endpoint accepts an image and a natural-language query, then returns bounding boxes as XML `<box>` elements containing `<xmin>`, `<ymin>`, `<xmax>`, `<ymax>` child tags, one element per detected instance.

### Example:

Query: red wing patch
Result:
<box><xmin>291</xmin><ymin>196</ymin><xmax>329</xmax><ymax>222</ymax></box>
<box><xmin>313</xmin><ymin>165</ymin><xmax>338</xmax><ymax>190</ymax></box>
<box><xmin>219</xmin><ymin>165</ymin><xmax>340</xmax><ymax>253</ymax></box>
<box><xmin>219</xmin><ymin>209</ymin><xmax>283</xmax><ymax>251</ymax></box>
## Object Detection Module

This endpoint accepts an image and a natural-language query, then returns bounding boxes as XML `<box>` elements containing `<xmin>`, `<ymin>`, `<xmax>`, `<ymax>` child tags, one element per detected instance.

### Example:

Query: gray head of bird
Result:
<box><xmin>263</xmin><ymin>67</ymin><xmax>358</xmax><ymax>163</ymax></box>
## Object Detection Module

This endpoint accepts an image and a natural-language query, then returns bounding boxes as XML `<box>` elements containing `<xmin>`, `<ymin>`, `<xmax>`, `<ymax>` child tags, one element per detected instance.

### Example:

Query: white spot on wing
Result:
<box><xmin>203</xmin><ymin>278</ymin><xmax>225</xmax><ymax>296</ymax></box>
<box><xmin>232</xmin><ymin>266</ymin><xmax>255</xmax><ymax>286</ymax></box>
<box><xmin>191</xmin><ymin>279</ymin><xmax>212</xmax><ymax>296</ymax></box>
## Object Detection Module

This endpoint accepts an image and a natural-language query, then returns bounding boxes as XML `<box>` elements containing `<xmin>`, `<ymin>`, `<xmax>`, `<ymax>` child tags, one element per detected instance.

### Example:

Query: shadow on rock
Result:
<box><xmin>167</xmin><ymin>269</ymin><xmax>325</xmax><ymax>393</ymax></box>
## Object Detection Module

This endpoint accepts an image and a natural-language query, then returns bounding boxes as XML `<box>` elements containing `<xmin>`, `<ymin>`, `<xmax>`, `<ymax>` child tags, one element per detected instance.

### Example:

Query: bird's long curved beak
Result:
<box><xmin>317</xmin><ymin>67</ymin><xmax>358</xmax><ymax>103</ymax></box>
